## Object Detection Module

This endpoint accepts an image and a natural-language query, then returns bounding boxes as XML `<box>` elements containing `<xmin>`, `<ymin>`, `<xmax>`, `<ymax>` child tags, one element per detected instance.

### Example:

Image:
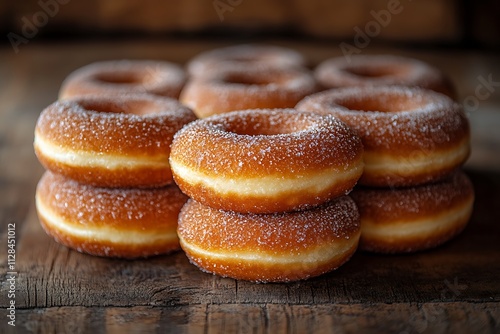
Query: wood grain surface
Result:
<box><xmin>0</xmin><ymin>40</ymin><xmax>499</xmax><ymax>333</ymax></box>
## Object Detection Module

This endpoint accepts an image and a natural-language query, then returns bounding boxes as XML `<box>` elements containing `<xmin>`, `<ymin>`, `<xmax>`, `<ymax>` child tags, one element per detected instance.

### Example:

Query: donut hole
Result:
<box><xmin>223</xmin><ymin>113</ymin><xmax>315</xmax><ymax>136</ymax></box>
<box><xmin>334</xmin><ymin>92</ymin><xmax>425</xmax><ymax>112</ymax></box>
<box><xmin>342</xmin><ymin>65</ymin><xmax>400</xmax><ymax>78</ymax></box>
<box><xmin>95</xmin><ymin>72</ymin><xmax>145</xmax><ymax>85</ymax></box>
<box><xmin>225</xmin><ymin>55</ymin><xmax>263</xmax><ymax>63</ymax></box>
<box><xmin>223</xmin><ymin>73</ymin><xmax>276</xmax><ymax>86</ymax></box>
<box><xmin>225</xmin><ymin>53</ymin><xmax>280</xmax><ymax>65</ymax></box>
<box><xmin>78</xmin><ymin>99</ymin><xmax>162</xmax><ymax>116</ymax></box>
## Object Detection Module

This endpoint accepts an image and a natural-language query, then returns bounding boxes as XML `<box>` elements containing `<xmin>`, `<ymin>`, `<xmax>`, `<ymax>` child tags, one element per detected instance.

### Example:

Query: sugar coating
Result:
<box><xmin>296</xmin><ymin>86</ymin><xmax>469</xmax><ymax>151</ymax></box>
<box><xmin>35</xmin><ymin>94</ymin><xmax>196</xmax><ymax>154</ymax></box>
<box><xmin>351</xmin><ymin>170</ymin><xmax>474</xmax><ymax>217</ymax></box>
<box><xmin>37</xmin><ymin>171</ymin><xmax>188</xmax><ymax>229</ymax></box>
<box><xmin>178</xmin><ymin>196</ymin><xmax>360</xmax><ymax>255</ymax></box>
<box><xmin>315</xmin><ymin>54</ymin><xmax>452</xmax><ymax>94</ymax></box>
<box><xmin>170</xmin><ymin>108</ymin><xmax>363</xmax><ymax>176</ymax></box>
<box><xmin>187</xmin><ymin>44</ymin><xmax>307</xmax><ymax>77</ymax></box>
<box><xmin>59</xmin><ymin>59</ymin><xmax>186</xmax><ymax>99</ymax></box>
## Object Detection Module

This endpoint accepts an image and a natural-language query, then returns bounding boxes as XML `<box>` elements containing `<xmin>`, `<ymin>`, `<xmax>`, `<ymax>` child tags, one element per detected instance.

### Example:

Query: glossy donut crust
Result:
<box><xmin>34</xmin><ymin>95</ymin><xmax>197</xmax><ymax>188</ymax></box>
<box><xmin>350</xmin><ymin>170</ymin><xmax>474</xmax><ymax>253</ymax></box>
<box><xmin>186</xmin><ymin>44</ymin><xmax>307</xmax><ymax>78</ymax></box>
<box><xmin>296</xmin><ymin>86</ymin><xmax>470</xmax><ymax>187</ymax></box>
<box><xmin>170</xmin><ymin>109</ymin><xmax>364</xmax><ymax>213</ymax></box>
<box><xmin>314</xmin><ymin>55</ymin><xmax>456</xmax><ymax>99</ymax></box>
<box><xmin>59</xmin><ymin>60</ymin><xmax>187</xmax><ymax>100</ymax></box>
<box><xmin>178</xmin><ymin>197</ymin><xmax>360</xmax><ymax>282</ymax></box>
<box><xmin>180</xmin><ymin>67</ymin><xmax>318</xmax><ymax>118</ymax></box>
<box><xmin>35</xmin><ymin>172</ymin><xmax>188</xmax><ymax>258</ymax></box>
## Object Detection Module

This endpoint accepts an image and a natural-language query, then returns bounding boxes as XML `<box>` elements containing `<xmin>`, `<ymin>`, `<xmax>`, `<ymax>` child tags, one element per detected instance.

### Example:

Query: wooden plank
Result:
<box><xmin>5</xmin><ymin>303</ymin><xmax>499</xmax><ymax>334</ymax></box>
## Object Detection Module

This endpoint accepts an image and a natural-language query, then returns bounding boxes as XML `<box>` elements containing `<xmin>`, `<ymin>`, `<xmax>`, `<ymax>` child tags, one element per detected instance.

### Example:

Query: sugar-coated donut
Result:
<box><xmin>178</xmin><ymin>197</ymin><xmax>360</xmax><ymax>282</ymax></box>
<box><xmin>315</xmin><ymin>55</ymin><xmax>456</xmax><ymax>99</ymax></box>
<box><xmin>296</xmin><ymin>86</ymin><xmax>470</xmax><ymax>187</ymax></box>
<box><xmin>170</xmin><ymin>109</ymin><xmax>364</xmax><ymax>214</ymax></box>
<box><xmin>34</xmin><ymin>95</ymin><xmax>197</xmax><ymax>188</ymax></box>
<box><xmin>350</xmin><ymin>170</ymin><xmax>474</xmax><ymax>253</ymax></box>
<box><xmin>186</xmin><ymin>44</ymin><xmax>307</xmax><ymax>78</ymax></box>
<box><xmin>36</xmin><ymin>172</ymin><xmax>188</xmax><ymax>258</ymax></box>
<box><xmin>59</xmin><ymin>60</ymin><xmax>187</xmax><ymax>100</ymax></box>
<box><xmin>180</xmin><ymin>67</ymin><xmax>318</xmax><ymax>118</ymax></box>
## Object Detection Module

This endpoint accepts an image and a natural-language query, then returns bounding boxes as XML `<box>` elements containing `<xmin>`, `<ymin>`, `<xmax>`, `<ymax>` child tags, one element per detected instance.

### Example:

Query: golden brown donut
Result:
<box><xmin>34</xmin><ymin>95</ymin><xmax>197</xmax><ymax>188</ymax></box>
<box><xmin>178</xmin><ymin>197</ymin><xmax>360</xmax><ymax>282</ymax></box>
<box><xmin>186</xmin><ymin>44</ymin><xmax>307</xmax><ymax>78</ymax></box>
<box><xmin>59</xmin><ymin>60</ymin><xmax>187</xmax><ymax>100</ymax></box>
<box><xmin>170</xmin><ymin>109</ymin><xmax>364</xmax><ymax>214</ymax></box>
<box><xmin>296</xmin><ymin>86</ymin><xmax>470</xmax><ymax>187</ymax></box>
<box><xmin>180</xmin><ymin>66</ymin><xmax>318</xmax><ymax>118</ymax></box>
<box><xmin>315</xmin><ymin>55</ymin><xmax>456</xmax><ymax>99</ymax></box>
<box><xmin>350</xmin><ymin>170</ymin><xmax>474</xmax><ymax>253</ymax></box>
<box><xmin>36</xmin><ymin>172</ymin><xmax>188</xmax><ymax>258</ymax></box>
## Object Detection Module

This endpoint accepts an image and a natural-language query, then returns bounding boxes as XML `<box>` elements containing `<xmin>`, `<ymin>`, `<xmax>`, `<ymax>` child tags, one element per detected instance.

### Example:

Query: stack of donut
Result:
<box><xmin>170</xmin><ymin>108</ymin><xmax>365</xmax><ymax>282</ymax></box>
<box><xmin>34</xmin><ymin>60</ymin><xmax>197</xmax><ymax>258</ymax></box>
<box><xmin>297</xmin><ymin>54</ymin><xmax>474</xmax><ymax>253</ymax></box>
<box><xmin>33</xmin><ymin>46</ymin><xmax>475</xmax><ymax>282</ymax></box>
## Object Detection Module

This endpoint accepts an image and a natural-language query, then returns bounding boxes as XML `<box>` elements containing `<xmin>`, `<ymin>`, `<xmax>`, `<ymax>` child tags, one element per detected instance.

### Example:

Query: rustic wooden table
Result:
<box><xmin>0</xmin><ymin>40</ymin><xmax>499</xmax><ymax>333</ymax></box>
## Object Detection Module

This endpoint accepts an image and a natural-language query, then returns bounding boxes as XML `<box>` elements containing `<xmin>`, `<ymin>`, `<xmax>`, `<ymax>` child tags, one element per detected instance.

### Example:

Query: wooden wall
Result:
<box><xmin>1</xmin><ymin>0</ymin><xmax>498</xmax><ymax>47</ymax></box>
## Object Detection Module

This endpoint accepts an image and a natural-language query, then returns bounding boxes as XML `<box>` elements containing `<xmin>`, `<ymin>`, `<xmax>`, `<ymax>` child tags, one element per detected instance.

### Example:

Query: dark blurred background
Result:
<box><xmin>1</xmin><ymin>0</ymin><xmax>499</xmax><ymax>49</ymax></box>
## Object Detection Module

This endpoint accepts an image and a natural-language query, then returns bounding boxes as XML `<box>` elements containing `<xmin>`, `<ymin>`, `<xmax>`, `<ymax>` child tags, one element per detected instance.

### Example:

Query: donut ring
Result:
<box><xmin>296</xmin><ymin>86</ymin><xmax>470</xmax><ymax>187</ymax></box>
<box><xmin>186</xmin><ymin>44</ymin><xmax>307</xmax><ymax>78</ymax></box>
<box><xmin>34</xmin><ymin>95</ymin><xmax>197</xmax><ymax>188</ymax></box>
<box><xmin>170</xmin><ymin>109</ymin><xmax>364</xmax><ymax>213</ymax></box>
<box><xmin>350</xmin><ymin>170</ymin><xmax>474</xmax><ymax>253</ymax></box>
<box><xmin>315</xmin><ymin>55</ymin><xmax>456</xmax><ymax>99</ymax></box>
<box><xmin>178</xmin><ymin>197</ymin><xmax>360</xmax><ymax>282</ymax></box>
<box><xmin>180</xmin><ymin>67</ymin><xmax>318</xmax><ymax>118</ymax></box>
<box><xmin>59</xmin><ymin>60</ymin><xmax>187</xmax><ymax>100</ymax></box>
<box><xmin>36</xmin><ymin>172</ymin><xmax>188</xmax><ymax>258</ymax></box>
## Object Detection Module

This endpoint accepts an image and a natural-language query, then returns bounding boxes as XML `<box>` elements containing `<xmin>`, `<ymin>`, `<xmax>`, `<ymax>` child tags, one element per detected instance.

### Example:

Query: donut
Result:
<box><xmin>315</xmin><ymin>55</ymin><xmax>456</xmax><ymax>99</ymax></box>
<box><xmin>170</xmin><ymin>109</ymin><xmax>364</xmax><ymax>214</ymax></box>
<box><xmin>296</xmin><ymin>86</ymin><xmax>470</xmax><ymax>187</ymax></box>
<box><xmin>178</xmin><ymin>196</ymin><xmax>360</xmax><ymax>282</ymax></box>
<box><xmin>186</xmin><ymin>44</ymin><xmax>307</xmax><ymax>78</ymax></box>
<box><xmin>180</xmin><ymin>67</ymin><xmax>318</xmax><ymax>118</ymax></box>
<box><xmin>34</xmin><ymin>94</ymin><xmax>197</xmax><ymax>188</ymax></box>
<box><xmin>350</xmin><ymin>170</ymin><xmax>474</xmax><ymax>253</ymax></box>
<box><xmin>35</xmin><ymin>172</ymin><xmax>188</xmax><ymax>258</ymax></box>
<box><xmin>59</xmin><ymin>60</ymin><xmax>187</xmax><ymax>100</ymax></box>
